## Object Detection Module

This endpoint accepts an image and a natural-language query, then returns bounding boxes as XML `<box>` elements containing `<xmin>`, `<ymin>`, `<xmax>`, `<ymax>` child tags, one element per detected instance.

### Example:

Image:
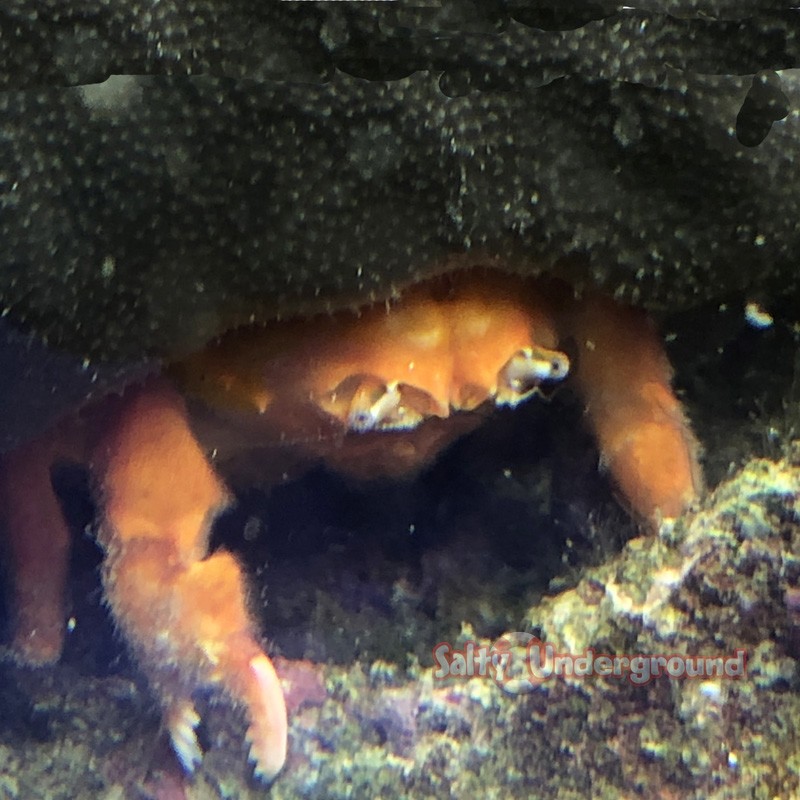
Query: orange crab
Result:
<box><xmin>0</xmin><ymin>267</ymin><xmax>702</xmax><ymax>780</ymax></box>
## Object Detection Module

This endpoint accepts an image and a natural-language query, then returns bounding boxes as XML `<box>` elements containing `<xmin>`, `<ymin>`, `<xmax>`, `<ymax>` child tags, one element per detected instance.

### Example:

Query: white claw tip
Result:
<box><xmin>247</xmin><ymin>654</ymin><xmax>289</xmax><ymax>782</ymax></box>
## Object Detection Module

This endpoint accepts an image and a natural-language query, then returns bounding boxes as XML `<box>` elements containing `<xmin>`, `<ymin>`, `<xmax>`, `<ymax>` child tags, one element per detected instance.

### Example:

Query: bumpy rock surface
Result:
<box><xmin>1</xmin><ymin>450</ymin><xmax>798</xmax><ymax>799</ymax></box>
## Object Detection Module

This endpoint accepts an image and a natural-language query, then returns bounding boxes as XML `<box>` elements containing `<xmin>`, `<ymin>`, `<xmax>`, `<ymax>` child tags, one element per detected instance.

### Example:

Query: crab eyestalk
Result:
<box><xmin>494</xmin><ymin>345</ymin><xmax>571</xmax><ymax>406</ymax></box>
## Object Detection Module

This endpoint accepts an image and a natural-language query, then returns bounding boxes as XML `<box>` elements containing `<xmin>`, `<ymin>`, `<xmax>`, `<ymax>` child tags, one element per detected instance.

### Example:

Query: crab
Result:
<box><xmin>0</xmin><ymin>266</ymin><xmax>702</xmax><ymax>781</ymax></box>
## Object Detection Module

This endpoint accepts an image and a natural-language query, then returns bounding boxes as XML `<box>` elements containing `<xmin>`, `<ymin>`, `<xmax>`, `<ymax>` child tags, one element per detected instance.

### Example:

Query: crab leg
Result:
<box><xmin>560</xmin><ymin>293</ymin><xmax>703</xmax><ymax>525</ymax></box>
<box><xmin>0</xmin><ymin>430</ymin><xmax>74</xmax><ymax>664</ymax></box>
<box><xmin>91</xmin><ymin>380</ymin><xmax>287</xmax><ymax>780</ymax></box>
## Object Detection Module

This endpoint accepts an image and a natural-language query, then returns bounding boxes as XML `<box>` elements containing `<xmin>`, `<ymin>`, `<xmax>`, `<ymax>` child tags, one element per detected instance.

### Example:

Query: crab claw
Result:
<box><xmin>494</xmin><ymin>345</ymin><xmax>570</xmax><ymax>406</ymax></box>
<box><xmin>167</xmin><ymin>651</ymin><xmax>287</xmax><ymax>781</ymax></box>
<box><xmin>188</xmin><ymin>626</ymin><xmax>288</xmax><ymax>781</ymax></box>
<box><xmin>92</xmin><ymin>382</ymin><xmax>288</xmax><ymax>781</ymax></box>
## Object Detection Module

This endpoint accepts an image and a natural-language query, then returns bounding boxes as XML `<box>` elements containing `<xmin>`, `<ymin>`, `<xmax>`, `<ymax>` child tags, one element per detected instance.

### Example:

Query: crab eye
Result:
<box><xmin>494</xmin><ymin>346</ymin><xmax>570</xmax><ymax>407</ymax></box>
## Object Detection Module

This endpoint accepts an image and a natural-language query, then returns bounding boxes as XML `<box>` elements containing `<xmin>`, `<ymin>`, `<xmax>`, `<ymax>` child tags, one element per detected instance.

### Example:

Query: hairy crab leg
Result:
<box><xmin>559</xmin><ymin>292</ymin><xmax>703</xmax><ymax>525</ymax></box>
<box><xmin>91</xmin><ymin>381</ymin><xmax>287</xmax><ymax>781</ymax></box>
<box><xmin>0</xmin><ymin>430</ymin><xmax>75</xmax><ymax>664</ymax></box>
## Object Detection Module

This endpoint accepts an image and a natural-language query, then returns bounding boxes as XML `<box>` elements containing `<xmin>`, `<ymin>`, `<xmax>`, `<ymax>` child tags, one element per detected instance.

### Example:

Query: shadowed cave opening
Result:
<box><xmin>0</xmin><ymin>389</ymin><xmax>628</xmax><ymax>680</ymax></box>
<box><xmin>2</xmin><ymin>291</ymin><xmax>799</xmax><ymax>681</ymax></box>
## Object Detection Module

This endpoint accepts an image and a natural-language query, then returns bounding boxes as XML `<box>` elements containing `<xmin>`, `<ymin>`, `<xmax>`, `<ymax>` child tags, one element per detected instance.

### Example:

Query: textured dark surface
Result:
<box><xmin>1</xmin><ymin>2</ymin><xmax>800</xmax><ymax>449</ymax></box>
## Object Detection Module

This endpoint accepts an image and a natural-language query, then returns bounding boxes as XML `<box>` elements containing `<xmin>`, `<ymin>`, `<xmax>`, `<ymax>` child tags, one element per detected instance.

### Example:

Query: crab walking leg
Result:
<box><xmin>562</xmin><ymin>294</ymin><xmax>703</xmax><ymax>524</ymax></box>
<box><xmin>91</xmin><ymin>382</ymin><xmax>287</xmax><ymax>780</ymax></box>
<box><xmin>0</xmin><ymin>431</ymin><xmax>73</xmax><ymax>664</ymax></box>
